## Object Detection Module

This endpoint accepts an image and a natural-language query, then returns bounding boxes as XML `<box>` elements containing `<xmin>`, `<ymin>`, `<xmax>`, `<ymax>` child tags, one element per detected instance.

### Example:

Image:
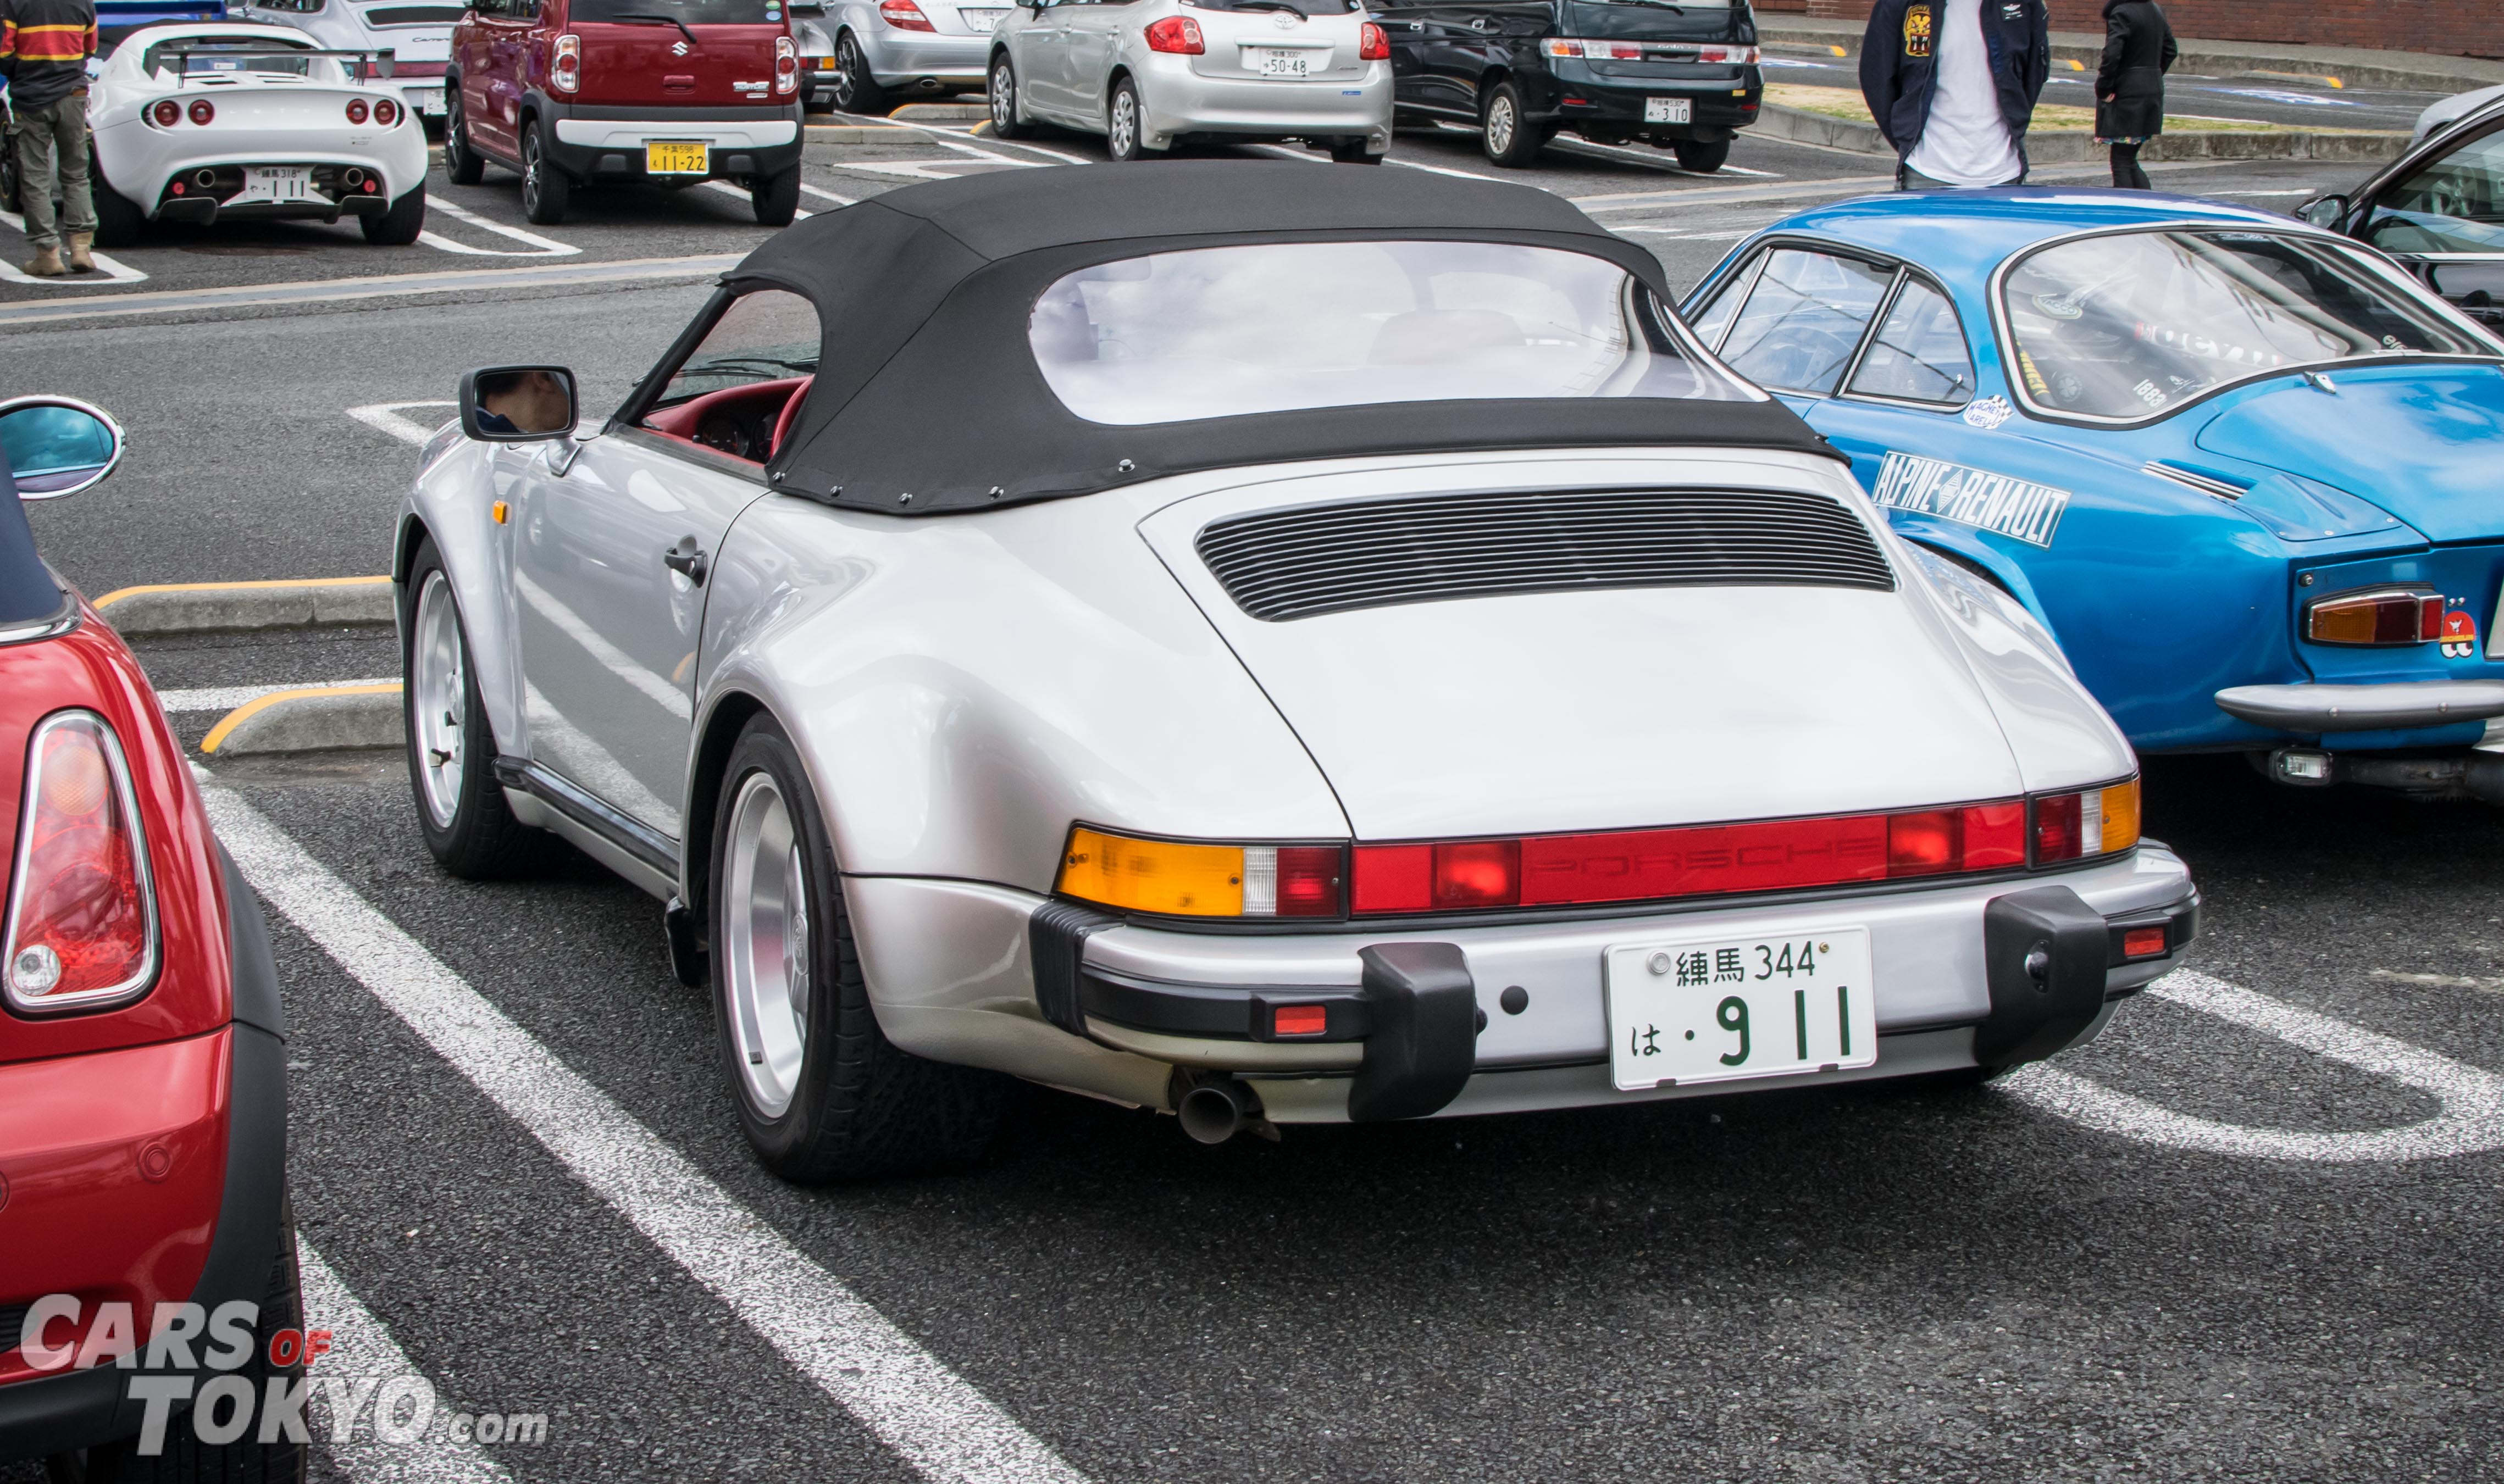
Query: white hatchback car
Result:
<box><xmin>988</xmin><ymin>0</ymin><xmax>1391</xmax><ymax>162</ymax></box>
<box><xmin>88</xmin><ymin>22</ymin><xmax>430</xmax><ymax>244</ymax></box>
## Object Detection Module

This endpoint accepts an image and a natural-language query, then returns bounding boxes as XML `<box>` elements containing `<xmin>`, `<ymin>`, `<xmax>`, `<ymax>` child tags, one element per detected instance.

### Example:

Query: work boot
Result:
<box><xmin>23</xmin><ymin>245</ymin><xmax>65</xmax><ymax>278</ymax></box>
<box><xmin>65</xmin><ymin>234</ymin><xmax>95</xmax><ymax>273</ymax></box>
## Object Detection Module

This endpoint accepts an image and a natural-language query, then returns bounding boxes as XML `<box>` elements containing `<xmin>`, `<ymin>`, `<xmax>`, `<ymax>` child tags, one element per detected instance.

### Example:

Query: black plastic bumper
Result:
<box><xmin>154</xmin><ymin>194</ymin><xmax>390</xmax><ymax>226</ymax></box>
<box><xmin>1536</xmin><ymin>68</ymin><xmax>1761</xmax><ymax>135</ymax></box>
<box><xmin>0</xmin><ymin>850</ymin><xmax>288</xmax><ymax>1464</ymax></box>
<box><xmin>1979</xmin><ymin>884</ymin><xmax>2198</xmax><ymax>1068</ymax></box>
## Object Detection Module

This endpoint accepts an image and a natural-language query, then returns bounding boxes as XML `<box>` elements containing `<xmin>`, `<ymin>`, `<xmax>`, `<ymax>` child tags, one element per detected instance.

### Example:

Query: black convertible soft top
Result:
<box><xmin>730</xmin><ymin>161</ymin><xmax>1837</xmax><ymax>514</ymax></box>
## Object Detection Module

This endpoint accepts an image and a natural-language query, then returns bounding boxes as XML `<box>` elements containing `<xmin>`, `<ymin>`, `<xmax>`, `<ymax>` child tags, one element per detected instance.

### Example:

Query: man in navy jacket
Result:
<box><xmin>1860</xmin><ymin>0</ymin><xmax>2050</xmax><ymax>189</ymax></box>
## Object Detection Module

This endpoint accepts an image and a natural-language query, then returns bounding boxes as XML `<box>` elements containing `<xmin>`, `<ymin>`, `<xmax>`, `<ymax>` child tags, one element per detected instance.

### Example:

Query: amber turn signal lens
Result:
<box><xmin>2307</xmin><ymin>588</ymin><xmax>2442</xmax><ymax>646</ymax></box>
<box><xmin>1055</xmin><ymin>828</ymin><xmax>1344</xmax><ymax>918</ymax></box>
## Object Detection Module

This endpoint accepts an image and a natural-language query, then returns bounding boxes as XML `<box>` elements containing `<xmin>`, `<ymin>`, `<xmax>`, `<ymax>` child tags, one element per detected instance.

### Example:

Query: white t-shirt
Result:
<box><xmin>1905</xmin><ymin>0</ymin><xmax>2025</xmax><ymax>187</ymax></box>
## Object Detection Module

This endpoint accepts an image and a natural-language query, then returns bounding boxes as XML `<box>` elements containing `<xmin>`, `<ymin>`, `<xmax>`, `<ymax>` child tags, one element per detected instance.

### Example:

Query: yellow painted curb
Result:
<box><xmin>202</xmin><ymin>683</ymin><xmax>402</xmax><ymax>755</ymax></box>
<box><xmin>93</xmin><ymin>575</ymin><xmax>391</xmax><ymax>611</ymax></box>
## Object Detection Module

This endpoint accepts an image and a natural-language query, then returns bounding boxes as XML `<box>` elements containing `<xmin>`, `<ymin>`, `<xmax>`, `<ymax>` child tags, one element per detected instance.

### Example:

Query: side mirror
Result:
<box><xmin>2296</xmin><ymin>193</ymin><xmax>2350</xmax><ymax>231</ymax></box>
<box><xmin>458</xmin><ymin>365</ymin><xmax>578</xmax><ymax>442</ymax></box>
<box><xmin>0</xmin><ymin>396</ymin><xmax>124</xmax><ymax>500</ymax></box>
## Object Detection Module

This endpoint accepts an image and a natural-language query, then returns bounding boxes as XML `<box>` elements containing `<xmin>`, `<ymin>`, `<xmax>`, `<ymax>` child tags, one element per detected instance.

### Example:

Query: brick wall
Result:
<box><xmin>1793</xmin><ymin>0</ymin><xmax>2504</xmax><ymax>61</ymax></box>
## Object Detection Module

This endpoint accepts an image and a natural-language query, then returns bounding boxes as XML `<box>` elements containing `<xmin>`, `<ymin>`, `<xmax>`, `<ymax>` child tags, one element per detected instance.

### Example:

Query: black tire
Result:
<box><xmin>519</xmin><ymin>123</ymin><xmax>568</xmax><ymax>225</ymax></box>
<box><xmin>987</xmin><ymin>54</ymin><xmax>1029</xmax><ymax>138</ymax></box>
<box><xmin>75</xmin><ymin>1194</ymin><xmax>308</xmax><ymax>1483</ymax></box>
<box><xmin>402</xmin><ymin>539</ymin><xmax>546</xmax><ymax>879</ymax></box>
<box><xmin>708</xmin><ymin>715</ymin><xmax>1005</xmax><ymax>1181</ymax></box>
<box><xmin>443</xmin><ymin>82</ymin><xmax>485</xmax><ymax>184</ymax></box>
<box><xmin>1328</xmin><ymin>135</ymin><xmax>1378</xmax><ymax>164</ymax></box>
<box><xmin>362</xmin><ymin>182</ymin><xmax>426</xmax><ymax>244</ymax></box>
<box><xmin>829</xmin><ymin>31</ymin><xmax>885</xmax><ymax>115</ymax></box>
<box><xmin>1671</xmin><ymin>136</ymin><xmax>1730</xmax><ymax>173</ymax></box>
<box><xmin>1105</xmin><ymin>76</ymin><xmax>1155</xmax><ymax>162</ymax></box>
<box><xmin>1478</xmin><ymin>81</ymin><xmax>1545</xmax><ymax>168</ymax></box>
<box><xmin>751</xmin><ymin>164</ymin><xmax>800</xmax><ymax>226</ymax></box>
<box><xmin>91</xmin><ymin>167</ymin><xmax>146</xmax><ymax>249</ymax></box>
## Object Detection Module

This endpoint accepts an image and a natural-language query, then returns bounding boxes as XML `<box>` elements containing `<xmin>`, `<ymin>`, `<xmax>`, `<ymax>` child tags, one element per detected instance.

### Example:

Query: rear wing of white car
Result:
<box><xmin>148</xmin><ymin>45</ymin><xmax>401</xmax><ymax>82</ymax></box>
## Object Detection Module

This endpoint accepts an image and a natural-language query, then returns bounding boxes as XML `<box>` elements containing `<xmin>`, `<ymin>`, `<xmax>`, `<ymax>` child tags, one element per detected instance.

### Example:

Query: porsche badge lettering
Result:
<box><xmin>1903</xmin><ymin>3</ymin><xmax>1933</xmax><ymax>58</ymax></box>
<box><xmin>1872</xmin><ymin>451</ymin><xmax>2069</xmax><ymax>548</ymax></box>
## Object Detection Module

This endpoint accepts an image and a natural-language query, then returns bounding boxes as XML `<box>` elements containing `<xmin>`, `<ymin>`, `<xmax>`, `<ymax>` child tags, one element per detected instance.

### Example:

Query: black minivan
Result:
<box><xmin>1380</xmin><ymin>0</ymin><xmax>1761</xmax><ymax>171</ymax></box>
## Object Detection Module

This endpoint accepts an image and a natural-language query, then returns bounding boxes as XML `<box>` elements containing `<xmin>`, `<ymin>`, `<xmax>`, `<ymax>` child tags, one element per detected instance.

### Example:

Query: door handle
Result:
<box><xmin>663</xmin><ymin>536</ymin><xmax>709</xmax><ymax>586</ymax></box>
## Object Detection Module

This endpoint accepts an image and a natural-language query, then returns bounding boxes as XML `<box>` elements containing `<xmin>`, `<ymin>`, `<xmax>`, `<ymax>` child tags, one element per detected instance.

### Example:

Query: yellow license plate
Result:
<box><xmin>645</xmin><ymin>140</ymin><xmax>710</xmax><ymax>175</ymax></box>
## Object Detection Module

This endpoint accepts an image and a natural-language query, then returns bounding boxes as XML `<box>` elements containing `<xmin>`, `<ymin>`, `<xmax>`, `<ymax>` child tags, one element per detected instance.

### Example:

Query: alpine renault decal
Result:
<box><xmin>1871</xmin><ymin>451</ymin><xmax>2071</xmax><ymax>549</ymax></box>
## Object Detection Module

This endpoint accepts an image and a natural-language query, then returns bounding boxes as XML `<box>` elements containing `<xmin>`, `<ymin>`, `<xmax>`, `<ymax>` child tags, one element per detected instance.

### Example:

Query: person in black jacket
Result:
<box><xmin>0</xmin><ymin>0</ymin><xmax>99</xmax><ymax>275</ymax></box>
<box><xmin>1859</xmin><ymin>0</ymin><xmax>2051</xmax><ymax>190</ymax></box>
<box><xmin>2095</xmin><ymin>0</ymin><xmax>2177</xmax><ymax>188</ymax></box>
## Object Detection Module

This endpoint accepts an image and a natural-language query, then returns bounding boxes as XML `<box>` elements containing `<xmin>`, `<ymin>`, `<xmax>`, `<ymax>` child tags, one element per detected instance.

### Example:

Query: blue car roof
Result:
<box><xmin>1758</xmin><ymin>189</ymin><xmax>2301</xmax><ymax>271</ymax></box>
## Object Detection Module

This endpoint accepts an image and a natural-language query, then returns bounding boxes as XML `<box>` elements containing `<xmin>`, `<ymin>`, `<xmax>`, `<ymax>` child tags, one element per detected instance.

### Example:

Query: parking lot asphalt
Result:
<box><xmin>8</xmin><ymin>113</ymin><xmax>2500</xmax><ymax>1484</ymax></box>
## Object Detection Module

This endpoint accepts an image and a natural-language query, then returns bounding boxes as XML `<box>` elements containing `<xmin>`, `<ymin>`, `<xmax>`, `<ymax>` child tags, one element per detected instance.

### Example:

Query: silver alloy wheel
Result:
<box><xmin>409</xmin><ymin>570</ymin><xmax>467</xmax><ymax>830</ymax></box>
<box><xmin>1110</xmin><ymin>86</ymin><xmax>1138</xmax><ymax>158</ymax></box>
<box><xmin>834</xmin><ymin>35</ymin><xmax>865</xmax><ymax>109</ymax></box>
<box><xmin>991</xmin><ymin>62</ymin><xmax>1014</xmax><ymax>129</ymax></box>
<box><xmin>523</xmin><ymin>136</ymin><xmax>542</xmax><ymax>208</ymax></box>
<box><xmin>723</xmin><ymin>770</ymin><xmax>811</xmax><ymax>1119</ymax></box>
<box><xmin>1485</xmin><ymin>94</ymin><xmax>1515</xmax><ymax>155</ymax></box>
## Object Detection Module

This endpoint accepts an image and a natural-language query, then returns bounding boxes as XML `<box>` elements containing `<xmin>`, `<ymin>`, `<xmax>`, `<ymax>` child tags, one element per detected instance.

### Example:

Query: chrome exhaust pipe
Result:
<box><xmin>344</xmin><ymin>166</ymin><xmax>365</xmax><ymax>187</ymax></box>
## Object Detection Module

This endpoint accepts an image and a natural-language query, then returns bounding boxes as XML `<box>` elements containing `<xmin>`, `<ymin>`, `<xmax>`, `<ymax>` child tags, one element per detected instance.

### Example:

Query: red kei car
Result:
<box><xmin>0</xmin><ymin>399</ymin><xmax>302</xmax><ymax>1481</ymax></box>
<box><xmin>441</xmin><ymin>0</ymin><xmax>806</xmax><ymax>226</ymax></box>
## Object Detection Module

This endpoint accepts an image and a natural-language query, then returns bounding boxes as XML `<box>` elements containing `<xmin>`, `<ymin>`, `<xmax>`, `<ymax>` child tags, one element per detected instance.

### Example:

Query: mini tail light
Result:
<box><xmin>346</xmin><ymin>97</ymin><xmax>370</xmax><ymax>123</ymax></box>
<box><xmin>188</xmin><ymin>98</ymin><xmax>215</xmax><ymax>125</ymax></box>
<box><xmin>1056</xmin><ymin>827</ymin><xmax>1342</xmax><ymax>918</ymax></box>
<box><xmin>774</xmin><ymin>35</ymin><xmax>798</xmax><ymax>93</ymax></box>
<box><xmin>1358</xmin><ymin>21</ymin><xmax>1388</xmax><ymax>59</ymax></box>
<box><xmin>2306</xmin><ymin>587</ymin><xmax>2444</xmax><ymax>646</ymax></box>
<box><xmin>551</xmin><ymin>32</ymin><xmax>581</xmax><ymax>92</ymax></box>
<box><xmin>2029</xmin><ymin>777</ymin><xmax>2140</xmax><ymax>866</ymax></box>
<box><xmin>151</xmin><ymin>98</ymin><xmax>182</xmax><ymax>126</ymax></box>
<box><xmin>1144</xmin><ymin>14</ymin><xmax>1204</xmax><ymax>53</ymax></box>
<box><xmin>878</xmin><ymin>0</ymin><xmax>934</xmax><ymax>30</ymax></box>
<box><xmin>3</xmin><ymin>712</ymin><xmax>158</xmax><ymax>1015</ymax></box>
<box><xmin>374</xmin><ymin>97</ymin><xmax>400</xmax><ymax>125</ymax></box>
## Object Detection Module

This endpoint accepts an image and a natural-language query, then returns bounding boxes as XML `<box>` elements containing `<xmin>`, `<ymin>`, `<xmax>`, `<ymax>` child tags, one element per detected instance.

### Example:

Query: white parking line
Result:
<box><xmin>1545</xmin><ymin>135</ymin><xmax>1783</xmax><ymax>179</ymax></box>
<box><xmin>349</xmin><ymin>401</ymin><xmax>456</xmax><ymax>448</ymax></box>
<box><xmin>2006</xmin><ymin>968</ymin><xmax>2504</xmax><ymax>1163</ymax></box>
<box><xmin>0</xmin><ymin>208</ymin><xmax>149</xmax><ymax>284</ymax></box>
<box><xmin>936</xmin><ymin>124</ymin><xmax>1094</xmax><ymax>165</ymax></box>
<box><xmin>297</xmin><ymin>1241</ymin><xmax>516</xmax><ymax>1483</ymax></box>
<box><xmin>203</xmin><ymin>786</ymin><xmax>1089</xmax><ymax>1484</ymax></box>
<box><xmin>158</xmin><ymin>678</ymin><xmax>400</xmax><ymax>712</ymax></box>
<box><xmin>416</xmin><ymin>197</ymin><xmax>581</xmax><ymax>258</ymax></box>
<box><xmin>0</xmin><ymin>253</ymin><xmax>742</xmax><ymax>327</ymax></box>
<box><xmin>801</xmin><ymin>182</ymin><xmax>858</xmax><ymax>206</ymax></box>
<box><xmin>701</xmin><ymin>179</ymin><xmax>813</xmax><ymax>219</ymax></box>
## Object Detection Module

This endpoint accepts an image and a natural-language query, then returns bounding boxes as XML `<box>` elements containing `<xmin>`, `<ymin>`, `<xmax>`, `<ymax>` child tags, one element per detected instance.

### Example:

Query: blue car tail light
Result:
<box><xmin>2306</xmin><ymin>587</ymin><xmax>2444</xmax><ymax>646</ymax></box>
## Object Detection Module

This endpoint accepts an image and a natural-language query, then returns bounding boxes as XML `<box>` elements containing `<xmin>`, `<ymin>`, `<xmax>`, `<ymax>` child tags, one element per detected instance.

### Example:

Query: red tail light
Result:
<box><xmin>150</xmin><ymin>98</ymin><xmax>182</xmax><ymax>126</ymax></box>
<box><xmin>774</xmin><ymin>35</ymin><xmax>799</xmax><ymax>93</ymax></box>
<box><xmin>2305</xmin><ymin>587</ymin><xmax>2445</xmax><ymax>646</ymax></box>
<box><xmin>879</xmin><ymin>0</ymin><xmax>934</xmax><ymax>30</ymax></box>
<box><xmin>1358</xmin><ymin>21</ymin><xmax>1388</xmax><ymax>59</ymax></box>
<box><xmin>1144</xmin><ymin>14</ymin><xmax>1204</xmax><ymax>53</ymax></box>
<box><xmin>188</xmin><ymin>98</ymin><xmax>215</xmax><ymax>125</ymax></box>
<box><xmin>346</xmin><ymin>97</ymin><xmax>370</xmax><ymax>123</ymax></box>
<box><xmin>551</xmin><ymin>32</ymin><xmax>581</xmax><ymax>93</ymax></box>
<box><xmin>3</xmin><ymin>713</ymin><xmax>157</xmax><ymax>1014</ymax></box>
<box><xmin>374</xmin><ymin>97</ymin><xmax>400</xmax><ymax>125</ymax></box>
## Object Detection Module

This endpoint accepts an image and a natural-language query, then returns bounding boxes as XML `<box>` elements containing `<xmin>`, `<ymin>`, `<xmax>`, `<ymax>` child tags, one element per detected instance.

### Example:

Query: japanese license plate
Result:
<box><xmin>1643</xmin><ymin>96</ymin><xmax>1691</xmax><ymax>124</ymax></box>
<box><xmin>1250</xmin><ymin>47</ymin><xmax>1315</xmax><ymax>77</ymax></box>
<box><xmin>243</xmin><ymin>166</ymin><xmax>312</xmax><ymax>202</ymax></box>
<box><xmin>959</xmin><ymin>7</ymin><xmax>1005</xmax><ymax>29</ymax></box>
<box><xmin>416</xmin><ymin>90</ymin><xmax>447</xmax><ymax>115</ymax></box>
<box><xmin>645</xmin><ymin>140</ymin><xmax>711</xmax><ymax>175</ymax></box>
<box><xmin>1604</xmin><ymin>927</ymin><xmax>1877</xmax><ymax>1091</ymax></box>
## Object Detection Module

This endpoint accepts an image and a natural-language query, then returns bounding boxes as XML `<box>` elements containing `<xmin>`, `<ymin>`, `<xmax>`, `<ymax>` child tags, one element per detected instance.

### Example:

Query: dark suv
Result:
<box><xmin>1381</xmin><ymin>0</ymin><xmax>1760</xmax><ymax>171</ymax></box>
<box><xmin>444</xmin><ymin>0</ymin><xmax>805</xmax><ymax>224</ymax></box>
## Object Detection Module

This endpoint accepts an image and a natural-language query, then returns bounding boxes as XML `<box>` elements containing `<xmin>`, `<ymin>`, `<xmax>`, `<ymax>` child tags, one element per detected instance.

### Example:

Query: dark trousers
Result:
<box><xmin>2109</xmin><ymin>141</ymin><xmax>2151</xmax><ymax>190</ymax></box>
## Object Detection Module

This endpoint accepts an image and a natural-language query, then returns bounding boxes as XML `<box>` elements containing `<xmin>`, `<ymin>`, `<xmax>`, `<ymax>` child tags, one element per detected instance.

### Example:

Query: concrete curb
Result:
<box><xmin>201</xmin><ymin>683</ymin><xmax>405</xmax><ymax>757</ymax></box>
<box><xmin>1755</xmin><ymin>104</ymin><xmax>2408</xmax><ymax>164</ymax></box>
<box><xmin>805</xmin><ymin>122</ymin><xmax>942</xmax><ymax>143</ymax></box>
<box><xmin>94</xmin><ymin>576</ymin><xmax>396</xmax><ymax>637</ymax></box>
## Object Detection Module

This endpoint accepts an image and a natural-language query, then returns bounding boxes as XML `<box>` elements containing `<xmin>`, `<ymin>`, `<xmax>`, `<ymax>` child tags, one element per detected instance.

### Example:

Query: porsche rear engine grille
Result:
<box><xmin>1196</xmin><ymin>489</ymin><xmax>1895</xmax><ymax>622</ymax></box>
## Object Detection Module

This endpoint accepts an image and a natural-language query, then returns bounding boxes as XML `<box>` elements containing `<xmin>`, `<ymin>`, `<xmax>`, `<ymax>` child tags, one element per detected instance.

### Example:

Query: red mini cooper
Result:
<box><xmin>442</xmin><ymin>0</ymin><xmax>805</xmax><ymax>226</ymax></box>
<box><xmin>0</xmin><ymin>398</ymin><xmax>303</xmax><ymax>1482</ymax></box>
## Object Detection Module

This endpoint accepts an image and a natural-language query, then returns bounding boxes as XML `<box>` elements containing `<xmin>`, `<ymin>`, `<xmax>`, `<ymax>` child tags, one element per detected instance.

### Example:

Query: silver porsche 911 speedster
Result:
<box><xmin>394</xmin><ymin>163</ymin><xmax>2198</xmax><ymax>1180</ymax></box>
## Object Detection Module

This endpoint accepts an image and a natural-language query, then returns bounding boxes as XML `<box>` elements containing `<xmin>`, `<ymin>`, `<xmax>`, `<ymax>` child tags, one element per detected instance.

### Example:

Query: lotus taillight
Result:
<box><xmin>3</xmin><ymin>712</ymin><xmax>157</xmax><ymax>1014</ymax></box>
<box><xmin>150</xmin><ymin>98</ymin><xmax>182</xmax><ymax>126</ymax></box>
<box><xmin>188</xmin><ymin>98</ymin><xmax>215</xmax><ymax>125</ymax></box>
<box><xmin>1056</xmin><ymin>828</ymin><xmax>1340</xmax><ymax>918</ymax></box>
<box><xmin>2029</xmin><ymin>778</ymin><xmax>2140</xmax><ymax>866</ymax></box>
<box><xmin>878</xmin><ymin>0</ymin><xmax>933</xmax><ymax>30</ymax></box>
<box><xmin>374</xmin><ymin>97</ymin><xmax>400</xmax><ymax>125</ymax></box>
<box><xmin>1144</xmin><ymin>14</ymin><xmax>1204</xmax><ymax>53</ymax></box>
<box><xmin>2306</xmin><ymin>587</ymin><xmax>2444</xmax><ymax>646</ymax></box>
<box><xmin>1358</xmin><ymin>21</ymin><xmax>1388</xmax><ymax>59</ymax></box>
<box><xmin>346</xmin><ymin>97</ymin><xmax>370</xmax><ymax>123</ymax></box>
<box><xmin>774</xmin><ymin>35</ymin><xmax>798</xmax><ymax>93</ymax></box>
<box><xmin>551</xmin><ymin>32</ymin><xmax>581</xmax><ymax>93</ymax></box>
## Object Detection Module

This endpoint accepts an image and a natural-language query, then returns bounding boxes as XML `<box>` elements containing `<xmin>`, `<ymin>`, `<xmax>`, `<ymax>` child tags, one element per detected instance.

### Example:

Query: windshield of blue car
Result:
<box><xmin>1999</xmin><ymin>229</ymin><xmax>2485</xmax><ymax>422</ymax></box>
<box><xmin>573</xmin><ymin>0</ymin><xmax>785</xmax><ymax>23</ymax></box>
<box><xmin>1027</xmin><ymin>241</ymin><xmax>1752</xmax><ymax>426</ymax></box>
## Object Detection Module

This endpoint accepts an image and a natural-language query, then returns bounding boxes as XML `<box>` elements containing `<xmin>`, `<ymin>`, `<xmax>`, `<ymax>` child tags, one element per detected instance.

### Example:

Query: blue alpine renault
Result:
<box><xmin>1682</xmin><ymin>190</ymin><xmax>2504</xmax><ymax>801</ymax></box>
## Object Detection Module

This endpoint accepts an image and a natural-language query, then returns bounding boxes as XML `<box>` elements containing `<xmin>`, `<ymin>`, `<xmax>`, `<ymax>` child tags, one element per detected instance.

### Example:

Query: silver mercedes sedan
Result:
<box><xmin>987</xmin><ymin>0</ymin><xmax>1392</xmax><ymax>161</ymax></box>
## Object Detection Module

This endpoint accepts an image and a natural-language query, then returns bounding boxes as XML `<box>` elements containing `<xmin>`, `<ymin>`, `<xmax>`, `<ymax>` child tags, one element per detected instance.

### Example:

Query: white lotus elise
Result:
<box><xmin>90</xmin><ymin>21</ymin><xmax>429</xmax><ymax>245</ymax></box>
